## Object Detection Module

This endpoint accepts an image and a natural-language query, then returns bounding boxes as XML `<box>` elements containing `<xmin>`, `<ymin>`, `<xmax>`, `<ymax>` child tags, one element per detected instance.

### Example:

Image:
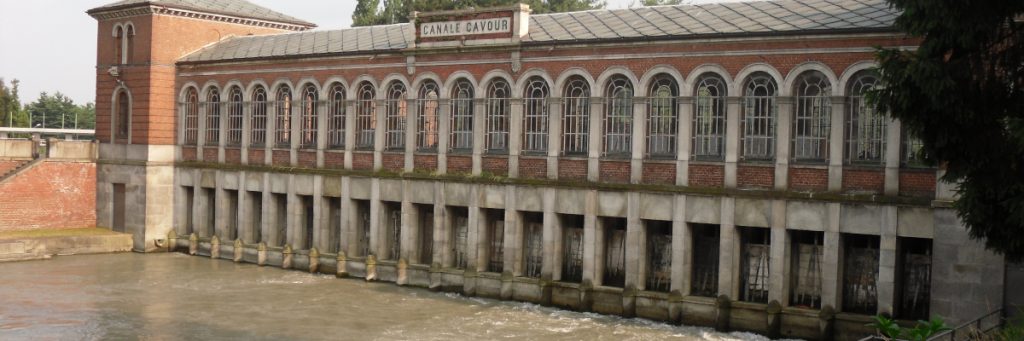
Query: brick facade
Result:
<box><xmin>352</xmin><ymin>152</ymin><xmax>373</xmax><ymax>171</ymax></box>
<box><xmin>518</xmin><ymin>157</ymin><xmax>547</xmax><ymax>180</ymax></box>
<box><xmin>0</xmin><ymin>161</ymin><xmax>96</xmax><ymax>232</ymax></box>
<box><xmin>789</xmin><ymin>167</ymin><xmax>829</xmax><ymax>192</ymax></box>
<box><xmin>599</xmin><ymin>160</ymin><xmax>631</xmax><ymax>183</ymax></box>
<box><xmin>558</xmin><ymin>158</ymin><xmax>587</xmax><ymax>181</ymax></box>
<box><xmin>225</xmin><ymin>148</ymin><xmax>242</xmax><ymax>165</ymax></box>
<box><xmin>842</xmin><ymin>168</ymin><xmax>885</xmax><ymax>193</ymax></box>
<box><xmin>324</xmin><ymin>151</ymin><xmax>345</xmax><ymax>168</ymax></box>
<box><xmin>641</xmin><ymin>162</ymin><xmax>675</xmax><ymax>185</ymax></box>
<box><xmin>248</xmin><ymin>149</ymin><xmax>264</xmax><ymax>165</ymax></box>
<box><xmin>383</xmin><ymin>153</ymin><xmax>404</xmax><ymax>172</ymax></box>
<box><xmin>482</xmin><ymin>156</ymin><xmax>508</xmax><ymax>177</ymax></box>
<box><xmin>271</xmin><ymin>150</ymin><xmax>289</xmax><ymax>166</ymax></box>
<box><xmin>737</xmin><ymin>164</ymin><xmax>775</xmax><ymax>189</ymax></box>
<box><xmin>414</xmin><ymin>154</ymin><xmax>437</xmax><ymax>173</ymax></box>
<box><xmin>689</xmin><ymin>164</ymin><xmax>724</xmax><ymax>188</ymax></box>
<box><xmin>447</xmin><ymin>155</ymin><xmax>472</xmax><ymax>175</ymax></box>
<box><xmin>899</xmin><ymin>169</ymin><xmax>936</xmax><ymax>198</ymax></box>
<box><xmin>297</xmin><ymin>151</ymin><xmax>317</xmax><ymax>168</ymax></box>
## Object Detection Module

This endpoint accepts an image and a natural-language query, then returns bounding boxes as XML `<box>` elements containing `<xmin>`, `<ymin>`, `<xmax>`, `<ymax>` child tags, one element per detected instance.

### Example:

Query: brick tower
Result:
<box><xmin>87</xmin><ymin>0</ymin><xmax>314</xmax><ymax>251</ymax></box>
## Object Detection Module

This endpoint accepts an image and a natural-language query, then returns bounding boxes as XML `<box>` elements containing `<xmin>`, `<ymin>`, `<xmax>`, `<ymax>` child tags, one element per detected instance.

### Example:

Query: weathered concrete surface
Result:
<box><xmin>0</xmin><ymin>232</ymin><xmax>133</xmax><ymax>262</ymax></box>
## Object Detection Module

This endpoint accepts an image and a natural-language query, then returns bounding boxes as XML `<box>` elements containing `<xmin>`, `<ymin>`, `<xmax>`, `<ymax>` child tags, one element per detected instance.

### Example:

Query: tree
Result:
<box><xmin>0</xmin><ymin>78</ymin><xmax>28</xmax><ymax>128</ymax></box>
<box><xmin>873</xmin><ymin>1</ymin><xmax>1024</xmax><ymax>260</ymax></box>
<box><xmin>352</xmin><ymin>0</ymin><xmax>606</xmax><ymax>26</ymax></box>
<box><xmin>24</xmin><ymin>92</ymin><xmax>94</xmax><ymax>129</ymax></box>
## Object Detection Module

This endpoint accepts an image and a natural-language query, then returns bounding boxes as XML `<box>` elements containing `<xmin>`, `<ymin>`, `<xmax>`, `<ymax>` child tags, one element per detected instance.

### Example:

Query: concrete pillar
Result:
<box><xmin>343</xmin><ymin>100</ymin><xmax>356</xmax><ymax>169</ymax></box>
<box><xmin>877</xmin><ymin>205</ymin><xmax>898</xmax><ymax>315</ymax></box>
<box><xmin>316</xmin><ymin>100</ymin><xmax>328</xmax><ymax>168</ymax></box>
<box><xmin>369</xmin><ymin>178</ymin><xmax>382</xmax><ymax>257</ymax></box>
<box><xmin>587</xmin><ymin>98</ymin><xmax>603</xmax><ymax>182</ymax></box>
<box><xmin>821</xmin><ymin>203</ymin><xmax>842</xmax><ymax>309</ymax></box>
<box><xmin>718</xmin><ymin>197</ymin><xmax>739</xmax><ymax>298</ymax></box>
<box><xmin>466</xmin><ymin>186</ymin><xmax>482</xmax><ymax>271</ymax></box>
<box><xmin>542</xmin><ymin>188</ymin><xmax>559</xmax><ymax>280</ymax></box>
<box><xmin>630</xmin><ymin>98</ymin><xmax>646</xmax><ymax>183</ymax></box>
<box><xmin>290</xmin><ymin>96</ymin><xmax>300</xmax><ymax>166</ymax></box>
<box><xmin>311</xmin><ymin>176</ymin><xmax>323</xmax><ymax>251</ymax></box>
<box><xmin>508</xmin><ymin>98</ymin><xmax>524</xmax><ymax>178</ymax></box>
<box><xmin>884</xmin><ymin>119</ymin><xmax>901</xmax><ymax>195</ymax></box>
<box><xmin>241</xmin><ymin>92</ymin><xmax>251</xmax><ymax>164</ymax></box>
<box><xmin>437</xmin><ymin>99</ymin><xmax>450</xmax><ymax>174</ymax></box>
<box><xmin>400</xmin><ymin>183</ymin><xmax>414</xmax><ymax>261</ymax></box>
<box><xmin>582</xmin><ymin>190</ymin><xmax>598</xmax><ymax>285</ymax></box>
<box><xmin>265</xmin><ymin>100</ymin><xmax>277</xmax><ymax>165</ymax></box>
<box><xmin>677</xmin><ymin>97</ymin><xmax>694</xmax><ymax>186</ymax></box>
<box><xmin>261</xmin><ymin>173</ymin><xmax>272</xmax><ymax>245</ymax></box>
<box><xmin>671</xmin><ymin>195</ymin><xmax>691</xmax><ymax>295</ymax></box>
<box><xmin>197</xmin><ymin>101</ymin><xmax>208</xmax><ymax>161</ymax></box>
<box><xmin>828</xmin><ymin>96</ymin><xmax>846</xmax><ymax>191</ymax></box>
<box><xmin>775</xmin><ymin>97</ymin><xmax>793</xmax><ymax>190</ymax></box>
<box><xmin>768</xmin><ymin>199</ymin><xmax>789</xmax><ymax>304</ymax></box>
<box><xmin>724</xmin><ymin>97</ymin><xmax>740</xmax><ymax>188</ymax></box>
<box><xmin>286</xmin><ymin>175</ymin><xmax>297</xmax><ymax>247</ymax></box>
<box><xmin>625</xmin><ymin>192</ymin><xmax>643</xmax><ymax>290</ymax></box>
<box><xmin>503</xmin><ymin>188</ymin><xmax>519</xmax><ymax>275</ymax></box>
<box><xmin>404</xmin><ymin>99</ymin><xmax>416</xmax><ymax>172</ymax></box>
<box><xmin>472</xmin><ymin>98</ymin><xmax>485</xmax><ymax>175</ymax></box>
<box><xmin>546</xmin><ymin>98</ymin><xmax>562</xmax><ymax>179</ymax></box>
<box><xmin>431</xmin><ymin>181</ymin><xmax>446</xmax><ymax>269</ymax></box>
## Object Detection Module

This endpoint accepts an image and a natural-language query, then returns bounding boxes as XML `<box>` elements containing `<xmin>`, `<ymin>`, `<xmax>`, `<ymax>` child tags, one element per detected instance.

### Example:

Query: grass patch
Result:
<box><xmin>0</xmin><ymin>227</ymin><xmax>117</xmax><ymax>240</ymax></box>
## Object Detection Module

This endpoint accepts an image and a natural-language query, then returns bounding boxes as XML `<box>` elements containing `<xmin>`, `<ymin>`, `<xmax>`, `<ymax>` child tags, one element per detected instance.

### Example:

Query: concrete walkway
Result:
<box><xmin>0</xmin><ymin>228</ymin><xmax>132</xmax><ymax>262</ymax></box>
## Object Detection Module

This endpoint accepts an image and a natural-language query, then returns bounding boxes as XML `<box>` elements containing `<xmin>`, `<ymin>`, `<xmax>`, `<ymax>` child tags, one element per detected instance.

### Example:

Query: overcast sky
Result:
<box><xmin>0</xmin><ymin>0</ymin><xmax>716</xmax><ymax>105</ymax></box>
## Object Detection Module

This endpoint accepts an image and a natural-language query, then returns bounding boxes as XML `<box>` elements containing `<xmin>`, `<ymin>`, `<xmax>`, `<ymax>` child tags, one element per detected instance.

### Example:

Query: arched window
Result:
<box><xmin>485</xmin><ymin>78</ymin><xmax>511</xmax><ymax>152</ymax></box>
<box><xmin>385</xmin><ymin>81</ymin><xmax>407</xmax><ymax>150</ymax></box>
<box><xmin>845</xmin><ymin>72</ymin><xmax>885</xmax><ymax>164</ymax></box>
<box><xmin>183</xmin><ymin>87</ymin><xmax>199</xmax><ymax>145</ymax></box>
<box><xmin>449</xmin><ymin>78</ymin><xmax>474</xmax><ymax>152</ymax></box>
<box><xmin>562</xmin><ymin>76</ymin><xmax>590</xmax><ymax>156</ymax></box>
<box><xmin>205</xmin><ymin>87</ymin><xmax>221</xmax><ymax>145</ymax></box>
<box><xmin>793</xmin><ymin>71</ymin><xmax>832</xmax><ymax>162</ymax></box>
<box><xmin>274</xmin><ymin>85</ymin><xmax>292</xmax><ymax>147</ymax></box>
<box><xmin>300</xmin><ymin>84</ymin><xmax>318</xmax><ymax>148</ymax></box>
<box><xmin>327</xmin><ymin>83</ymin><xmax>346</xmax><ymax>148</ymax></box>
<box><xmin>693</xmin><ymin>74</ymin><xmax>726</xmax><ymax>160</ymax></box>
<box><xmin>355</xmin><ymin>82</ymin><xmax>376</xmax><ymax>149</ymax></box>
<box><xmin>647</xmin><ymin>74</ymin><xmax>678</xmax><ymax>158</ymax></box>
<box><xmin>522</xmin><ymin>77</ymin><xmax>550</xmax><ymax>153</ymax></box>
<box><xmin>124</xmin><ymin>24</ymin><xmax>135</xmax><ymax>64</ymax></box>
<box><xmin>603</xmin><ymin>76</ymin><xmax>633</xmax><ymax>157</ymax></box>
<box><xmin>250</xmin><ymin>86</ymin><xmax>268</xmax><ymax>147</ymax></box>
<box><xmin>901</xmin><ymin>129</ymin><xmax>926</xmax><ymax>167</ymax></box>
<box><xmin>741</xmin><ymin>73</ymin><xmax>777</xmax><ymax>160</ymax></box>
<box><xmin>115</xmin><ymin>89</ymin><xmax>130</xmax><ymax>140</ymax></box>
<box><xmin>416</xmin><ymin>80</ymin><xmax>440</xmax><ymax>151</ymax></box>
<box><xmin>227</xmin><ymin>86</ymin><xmax>243</xmax><ymax>146</ymax></box>
<box><xmin>114</xmin><ymin>26</ymin><xmax>124</xmax><ymax>65</ymax></box>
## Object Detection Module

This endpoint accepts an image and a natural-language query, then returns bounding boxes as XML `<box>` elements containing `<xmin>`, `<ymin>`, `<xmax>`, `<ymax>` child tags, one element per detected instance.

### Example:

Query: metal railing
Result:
<box><xmin>858</xmin><ymin>309</ymin><xmax>1004</xmax><ymax>341</ymax></box>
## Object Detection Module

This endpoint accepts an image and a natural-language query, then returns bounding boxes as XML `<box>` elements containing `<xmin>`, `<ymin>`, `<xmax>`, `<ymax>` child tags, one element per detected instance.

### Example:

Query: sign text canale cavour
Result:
<box><xmin>420</xmin><ymin>17</ymin><xmax>512</xmax><ymax>38</ymax></box>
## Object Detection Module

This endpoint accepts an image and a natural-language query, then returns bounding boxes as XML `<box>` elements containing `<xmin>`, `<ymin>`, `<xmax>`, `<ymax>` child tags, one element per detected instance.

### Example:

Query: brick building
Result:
<box><xmin>87</xmin><ymin>0</ymin><xmax>1007</xmax><ymax>339</ymax></box>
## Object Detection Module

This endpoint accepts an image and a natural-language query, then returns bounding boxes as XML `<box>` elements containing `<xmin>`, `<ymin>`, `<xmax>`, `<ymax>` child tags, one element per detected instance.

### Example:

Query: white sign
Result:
<box><xmin>420</xmin><ymin>17</ymin><xmax>512</xmax><ymax>38</ymax></box>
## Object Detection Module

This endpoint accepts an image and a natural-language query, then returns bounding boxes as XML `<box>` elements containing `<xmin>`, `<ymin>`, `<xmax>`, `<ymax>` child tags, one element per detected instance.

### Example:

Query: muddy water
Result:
<box><xmin>0</xmin><ymin>253</ymin><xmax>775</xmax><ymax>340</ymax></box>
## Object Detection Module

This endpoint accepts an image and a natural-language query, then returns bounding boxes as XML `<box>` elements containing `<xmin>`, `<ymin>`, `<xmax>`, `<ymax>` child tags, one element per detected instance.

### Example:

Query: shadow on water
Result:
<box><xmin>0</xmin><ymin>253</ymin><xmax>783</xmax><ymax>340</ymax></box>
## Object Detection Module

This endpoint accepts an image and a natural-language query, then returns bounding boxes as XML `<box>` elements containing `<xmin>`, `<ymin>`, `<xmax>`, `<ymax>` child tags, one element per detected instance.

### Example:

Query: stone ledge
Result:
<box><xmin>0</xmin><ymin>230</ymin><xmax>133</xmax><ymax>262</ymax></box>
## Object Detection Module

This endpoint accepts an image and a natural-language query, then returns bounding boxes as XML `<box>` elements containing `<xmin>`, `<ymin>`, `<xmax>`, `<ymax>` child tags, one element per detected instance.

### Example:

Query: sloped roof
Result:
<box><xmin>179</xmin><ymin>0</ymin><xmax>898</xmax><ymax>64</ymax></box>
<box><xmin>87</xmin><ymin>0</ymin><xmax>316</xmax><ymax>27</ymax></box>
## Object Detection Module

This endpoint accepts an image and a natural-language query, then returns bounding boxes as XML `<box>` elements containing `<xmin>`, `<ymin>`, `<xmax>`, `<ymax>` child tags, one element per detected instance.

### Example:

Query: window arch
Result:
<box><xmin>562</xmin><ymin>76</ymin><xmax>590</xmax><ymax>156</ymax></box>
<box><xmin>793</xmin><ymin>71</ymin><xmax>832</xmax><ymax>162</ymax></box>
<box><xmin>693</xmin><ymin>74</ymin><xmax>726</xmax><ymax>160</ymax></box>
<box><xmin>124</xmin><ymin>24</ymin><xmax>135</xmax><ymax>64</ymax></box>
<box><xmin>741</xmin><ymin>72</ymin><xmax>778</xmax><ymax>160</ymax></box>
<box><xmin>114</xmin><ymin>25</ymin><xmax>124</xmax><ymax>65</ymax></box>
<box><xmin>274</xmin><ymin>85</ymin><xmax>292</xmax><ymax>147</ymax></box>
<box><xmin>355</xmin><ymin>82</ymin><xmax>376</xmax><ymax>149</ymax></box>
<box><xmin>603</xmin><ymin>76</ymin><xmax>633</xmax><ymax>157</ymax></box>
<box><xmin>416</xmin><ymin>80</ymin><xmax>440</xmax><ymax>151</ymax></box>
<box><xmin>115</xmin><ymin>89</ymin><xmax>131</xmax><ymax>141</ymax></box>
<box><xmin>327</xmin><ymin>83</ymin><xmax>346</xmax><ymax>148</ymax></box>
<box><xmin>205</xmin><ymin>87</ymin><xmax>221</xmax><ymax>145</ymax></box>
<box><xmin>646</xmin><ymin>74</ymin><xmax>678</xmax><ymax>158</ymax></box>
<box><xmin>449</xmin><ymin>78</ymin><xmax>474</xmax><ymax>152</ymax></box>
<box><xmin>522</xmin><ymin>77</ymin><xmax>550</xmax><ymax>153</ymax></box>
<box><xmin>845</xmin><ymin>72</ymin><xmax>885</xmax><ymax>164</ymax></box>
<box><xmin>300</xmin><ymin>84</ymin><xmax>318</xmax><ymax>148</ymax></box>
<box><xmin>385</xmin><ymin>81</ymin><xmax>408</xmax><ymax>150</ymax></box>
<box><xmin>227</xmin><ymin>86</ymin><xmax>243</xmax><ymax>146</ymax></box>
<box><xmin>250</xmin><ymin>86</ymin><xmax>268</xmax><ymax>147</ymax></box>
<box><xmin>485</xmin><ymin>78</ymin><xmax>511</xmax><ymax>152</ymax></box>
<box><xmin>183</xmin><ymin>87</ymin><xmax>199</xmax><ymax>145</ymax></box>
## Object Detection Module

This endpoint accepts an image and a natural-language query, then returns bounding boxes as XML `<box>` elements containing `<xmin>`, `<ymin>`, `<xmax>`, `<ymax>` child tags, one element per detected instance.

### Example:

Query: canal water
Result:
<box><xmin>0</xmin><ymin>253</ymin><xmax>777</xmax><ymax>340</ymax></box>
